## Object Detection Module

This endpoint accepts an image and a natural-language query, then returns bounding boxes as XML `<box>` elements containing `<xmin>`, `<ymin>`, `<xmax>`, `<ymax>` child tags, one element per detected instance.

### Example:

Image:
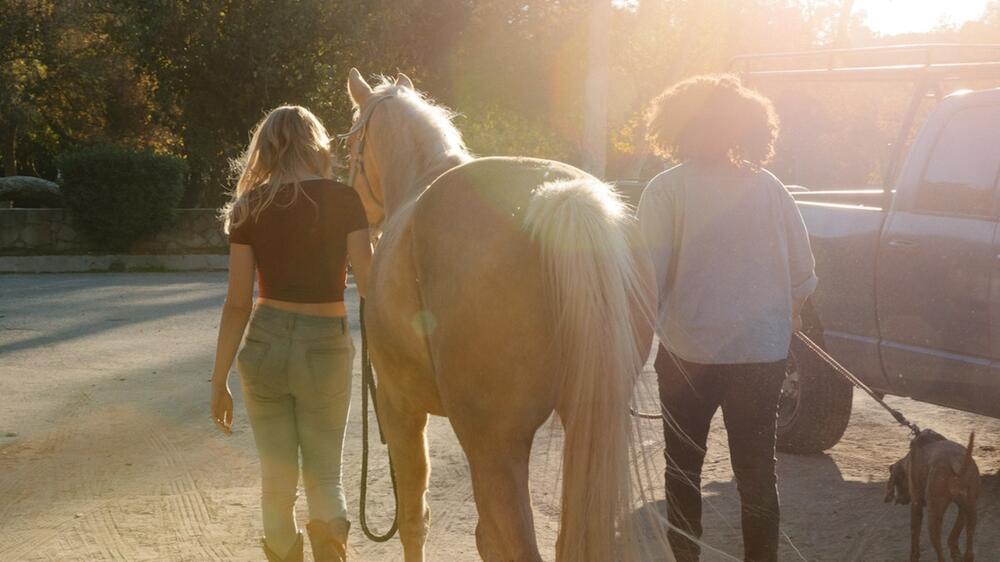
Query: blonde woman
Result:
<box><xmin>209</xmin><ymin>106</ymin><xmax>372</xmax><ymax>562</ymax></box>
<box><xmin>639</xmin><ymin>76</ymin><xmax>816</xmax><ymax>562</ymax></box>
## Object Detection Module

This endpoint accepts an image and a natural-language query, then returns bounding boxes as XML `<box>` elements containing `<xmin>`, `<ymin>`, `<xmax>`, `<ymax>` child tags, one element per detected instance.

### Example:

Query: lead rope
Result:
<box><xmin>358</xmin><ymin>299</ymin><xmax>399</xmax><ymax>542</ymax></box>
<box><xmin>631</xmin><ymin>332</ymin><xmax>921</xmax><ymax>437</ymax></box>
<box><xmin>629</xmin><ymin>405</ymin><xmax>665</xmax><ymax>420</ymax></box>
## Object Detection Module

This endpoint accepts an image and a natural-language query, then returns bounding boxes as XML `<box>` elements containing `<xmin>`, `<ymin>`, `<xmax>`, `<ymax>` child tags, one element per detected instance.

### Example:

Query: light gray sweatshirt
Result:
<box><xmin>637</xmin><ymin>162</ymin><xmax>817</xmax><ymax>364</ymax></box>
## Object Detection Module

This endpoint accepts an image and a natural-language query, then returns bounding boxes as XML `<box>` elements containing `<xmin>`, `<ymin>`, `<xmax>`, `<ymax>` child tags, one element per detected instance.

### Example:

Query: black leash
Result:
<box><xmin>792</xmin><ymin>331</ymin><xmax>920</xmax><ymax>436</ymax></box>
<box><xmin>630</xmin><ymin>332</ymin><xmax>921</xmax><ymax>437</ymax></box>
<box><xmin>358</xmin><ymin>299</ymin><xmax>399</xmax><ymax>542</ymax></box>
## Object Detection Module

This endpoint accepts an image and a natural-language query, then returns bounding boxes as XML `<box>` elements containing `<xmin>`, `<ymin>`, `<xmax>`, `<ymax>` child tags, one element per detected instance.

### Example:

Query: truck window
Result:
<box><xmin>914</xmin><ymin>105</ymin><xmax>1000</xmax><ymax>217</ymax></box>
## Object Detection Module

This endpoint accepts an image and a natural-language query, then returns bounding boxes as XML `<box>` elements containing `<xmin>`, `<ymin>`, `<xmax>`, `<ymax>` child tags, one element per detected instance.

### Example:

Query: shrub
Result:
<box><xmin>0</xmin><ymin>176</ymin><xmax>63</xmax><ymax>208</ymax></box>
<box><xmin>58</xmin><ymin>146</ymin><xmax>188</xmax><ymax>251</ymax></box>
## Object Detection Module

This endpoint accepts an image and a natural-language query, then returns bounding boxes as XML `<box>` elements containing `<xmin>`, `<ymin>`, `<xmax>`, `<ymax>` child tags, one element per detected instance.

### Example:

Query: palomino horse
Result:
<box><xmin>343</xmin><ymin>69</ymin><xmax>659</xmax><ymax>562</ymax></box>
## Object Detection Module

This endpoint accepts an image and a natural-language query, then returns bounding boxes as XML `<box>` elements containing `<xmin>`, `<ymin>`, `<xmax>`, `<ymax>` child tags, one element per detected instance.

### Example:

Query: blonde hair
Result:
<box><xmin>222</xmin><ymin>105</ymin><xmax>335</xmax><ymax>233</ymax></box>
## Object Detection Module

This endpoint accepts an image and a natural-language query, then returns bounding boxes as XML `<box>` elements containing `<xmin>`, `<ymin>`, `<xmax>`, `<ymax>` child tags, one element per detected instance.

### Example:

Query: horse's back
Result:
<box><xmin>420</xmin><ymin>156</ymin><xmax>587</xmax><ymax>216</ymax></box>
<box><xmin>410</xmin><ymin>157</ymin><xmax>590</xmax><ymax>422</ymax></box>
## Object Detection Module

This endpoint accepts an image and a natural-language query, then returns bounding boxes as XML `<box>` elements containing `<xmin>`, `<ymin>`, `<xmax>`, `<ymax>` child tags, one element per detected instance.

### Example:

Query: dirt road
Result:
<box><xmin>1</xmin><ymin>273</ymin><xmax>997</xmax><ymax>561</ymax></box>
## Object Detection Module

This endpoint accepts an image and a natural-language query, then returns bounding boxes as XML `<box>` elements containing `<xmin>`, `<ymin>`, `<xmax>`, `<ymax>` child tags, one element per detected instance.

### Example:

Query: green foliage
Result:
<box><xmin>0</xmin><ymin>1</ymin><xmax>168</xmax><ymax>179</ymax></box>
<box><xmin>58</xmin><ymin>146</ymin><xmax>187</xmax><ymax>251</ymax></box>
<box><xmin>109</xmin><ymin>0</ymin><xmax>354</xmax><ymax>206</ymax></box>
<box><xmin>459</xmin><ymin>102</ymin><xmax>575</xmax><ymax>162</ymax></box>
<box><xmin>0</xmin><ymin>176</ymin><xmax>61</xmax><ymax>207</ymax></box>
<box><xmin>4</xmin><ymin>0</ymin><xmax>1000</xmax><ymax>197</ymax></box>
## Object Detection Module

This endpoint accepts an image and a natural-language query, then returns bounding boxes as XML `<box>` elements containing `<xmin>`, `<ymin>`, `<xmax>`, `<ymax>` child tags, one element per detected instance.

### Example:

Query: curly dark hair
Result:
<box><xmin>645</xmin><ymin>74</ymin><xmax>779</xmax><ymax>167</ymax></box>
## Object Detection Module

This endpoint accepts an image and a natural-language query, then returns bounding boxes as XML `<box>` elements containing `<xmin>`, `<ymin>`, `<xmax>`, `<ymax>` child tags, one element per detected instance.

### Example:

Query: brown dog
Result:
<box><xmin>885</xmin><ymin>429</ymin><xmax>979</xmax><ymax>562</ymax></box>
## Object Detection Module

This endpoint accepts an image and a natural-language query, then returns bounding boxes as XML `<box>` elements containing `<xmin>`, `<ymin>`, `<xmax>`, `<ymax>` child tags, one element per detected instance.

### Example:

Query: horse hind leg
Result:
<box><xmin>377</xmin><ymin>388</ymin><xmax>431</xmax><ymax>562</ymax></box>
<box><xmin>457</xmin><ymin>426</ymin><xmax>542</xmax><ymax>562</ymax></box>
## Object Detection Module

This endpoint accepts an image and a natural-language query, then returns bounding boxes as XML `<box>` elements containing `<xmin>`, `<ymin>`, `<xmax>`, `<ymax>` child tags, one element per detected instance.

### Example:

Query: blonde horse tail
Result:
<box><xmin>524</xmin><ymin>178</ymin><xmax>654</xmax><ymax>562</ymax></box>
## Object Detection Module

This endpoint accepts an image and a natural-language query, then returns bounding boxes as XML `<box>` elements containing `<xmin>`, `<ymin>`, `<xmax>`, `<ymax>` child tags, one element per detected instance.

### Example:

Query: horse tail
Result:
<box><xmin>524</xmin><ymin>178</ymin><xmax>654</xmax><ymax>562</ymax></box>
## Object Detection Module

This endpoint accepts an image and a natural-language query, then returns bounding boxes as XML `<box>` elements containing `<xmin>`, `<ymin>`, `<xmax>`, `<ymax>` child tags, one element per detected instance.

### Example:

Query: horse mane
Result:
<box><xmin>362</xmin><ymin>77</ymin><xmax>473</xmax><ymax>207</ymax></box>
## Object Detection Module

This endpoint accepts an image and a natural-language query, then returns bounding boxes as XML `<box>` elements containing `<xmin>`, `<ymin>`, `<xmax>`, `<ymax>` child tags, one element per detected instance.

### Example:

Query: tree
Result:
<box><xmin>0</xmin><ymin>0</ymin><xmax>52</xmax><ymax>176</ymax></box>
<box><xmin>582</xmin><ymin>0</ymin><xmax>611</xmax><ymax>176</ymax></box>
<box><xmin>4</xmin><ymin>0</ymin><xmax>996</xmax><ymax>198</ymax></box>
<box><xmin>0</xmin><ymin>0</ymin><xmax>164</xmax><ymax>178</ymax></box>
<box><xmin>112</xmin><ymin>0</ymin><xmax>357</xmax><ymax>205</ymax></box>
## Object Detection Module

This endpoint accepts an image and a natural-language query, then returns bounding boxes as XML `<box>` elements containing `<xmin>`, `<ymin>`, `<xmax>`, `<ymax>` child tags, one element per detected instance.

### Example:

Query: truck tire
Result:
<box><xmin>776</xmin><ymin>319</ymin><xmax>853</xmax><ymax>454</ymax></box>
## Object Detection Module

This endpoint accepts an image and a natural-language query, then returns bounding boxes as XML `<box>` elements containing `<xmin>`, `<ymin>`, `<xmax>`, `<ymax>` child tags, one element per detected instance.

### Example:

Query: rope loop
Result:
<box><xmin>358</xmin><ymin>299</ymin><xmax>399</xmax><ymax>542</ymax></box>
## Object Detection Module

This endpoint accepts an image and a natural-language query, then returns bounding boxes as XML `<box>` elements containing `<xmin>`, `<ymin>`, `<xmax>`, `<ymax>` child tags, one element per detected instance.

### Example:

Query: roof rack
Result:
<box><xmin>729</xmin><ymin>44</ymin><xmax>1000</xmax><ymax>191</ymax></box>
<box><xmin>728</xmin><ymin>44</ymin><xmax>1000</xmax><ymax>82</ymax></box>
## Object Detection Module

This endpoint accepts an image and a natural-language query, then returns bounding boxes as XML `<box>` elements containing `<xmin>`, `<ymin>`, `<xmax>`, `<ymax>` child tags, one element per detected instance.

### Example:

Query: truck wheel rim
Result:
<box><xmin>778</xmin><ymin>353</ymin><xmax>802</xmax><ymax>429</ymax></box>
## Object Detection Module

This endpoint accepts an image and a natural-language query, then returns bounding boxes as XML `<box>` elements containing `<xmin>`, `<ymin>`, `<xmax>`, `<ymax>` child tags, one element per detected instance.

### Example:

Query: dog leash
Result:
<box><xmin>631</xmin><ymin>332</ymin><xmax>921</xmax><ymax>437</ymax></box>
<box><xmin>358</xmin><ymin>299</ymin><xmax>400</xmax><ymax>542</ymax></box>
<box><xmin>793</xmin><ymin>331</ymin><xmax>920</xmax><ymax>436</ymax></box>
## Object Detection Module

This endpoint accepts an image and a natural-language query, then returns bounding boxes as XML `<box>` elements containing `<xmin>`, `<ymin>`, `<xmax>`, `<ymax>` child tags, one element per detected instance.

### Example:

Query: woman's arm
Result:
<box><xmin>781</xmin><ymin>190</ymin><xmax>818</xmax><ymax>330</ymax></box>
<box><xmin>637</xmin><ymin>181</ymin><xmax>676</xmax><ymax>303</ymax></box>
<box><xmin>210</xmin><ymin>243</ymin><xmax>256</xmax><ymax>435</ymax></box>
<box><xmin>347</xmin><ymin>229</ymin><xmax>373</xmax><ymax>299</ymax></box>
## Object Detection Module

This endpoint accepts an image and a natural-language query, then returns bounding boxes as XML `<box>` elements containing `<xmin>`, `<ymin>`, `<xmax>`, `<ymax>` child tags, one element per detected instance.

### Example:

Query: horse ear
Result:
<box><xmin>395</xmin><ymin>72</ymin><xmax>414</xmax><ymax>90</ymax></box>
<box><xmin>348</xmin><ymin>68</ymin><xmax>373</xmax><ymax>105</ymax></box>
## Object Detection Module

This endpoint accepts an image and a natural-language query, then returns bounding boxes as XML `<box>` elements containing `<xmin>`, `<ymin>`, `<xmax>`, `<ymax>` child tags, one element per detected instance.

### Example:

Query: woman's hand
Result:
<box><xmin>211</xmin><ymin>380</ymin><xmax>234</xmax><ymax>435</ymax></box>
<box><xmin>791</xmin><ymin>296</ymin><xmax>806</xmax><ymax>333</ymax></box>
<box><xmin>208</xmin><ymin>244</ymin><xmax>255</xmax><ymax>437</ymax></box>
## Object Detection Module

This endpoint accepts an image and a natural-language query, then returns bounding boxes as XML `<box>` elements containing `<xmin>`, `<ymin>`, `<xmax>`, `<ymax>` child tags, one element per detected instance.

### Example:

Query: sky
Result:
<box><xmin>853</xmin><ymin>0</ymin><xmax>991</xmax><ymax>35</ymax></box>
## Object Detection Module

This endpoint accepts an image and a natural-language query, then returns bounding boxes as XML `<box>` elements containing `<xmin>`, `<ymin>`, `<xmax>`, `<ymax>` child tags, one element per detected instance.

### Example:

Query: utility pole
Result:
<box><xmin>582</xmin><ymin>0</ymin><xmax>611</xmax><ymax>178</ymax></box>
<box><xmin>835</xmin><ymin>0</ymin><xmax>855</xmax><ymax>47</ymax></box>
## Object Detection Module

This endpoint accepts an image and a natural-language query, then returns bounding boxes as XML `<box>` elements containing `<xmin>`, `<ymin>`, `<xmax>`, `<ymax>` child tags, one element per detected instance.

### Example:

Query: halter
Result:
<box><xmin>337</xmin><ymin>92</ymin><xmax>398</xmax><ymax>215</ymax></box>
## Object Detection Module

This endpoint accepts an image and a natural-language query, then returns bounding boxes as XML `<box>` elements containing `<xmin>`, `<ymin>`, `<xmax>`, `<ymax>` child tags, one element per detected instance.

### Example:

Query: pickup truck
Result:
<box><xmin>733</xmin><ymin>45</ymin><xmax>1000</xmax><ymax>452</ymax></box>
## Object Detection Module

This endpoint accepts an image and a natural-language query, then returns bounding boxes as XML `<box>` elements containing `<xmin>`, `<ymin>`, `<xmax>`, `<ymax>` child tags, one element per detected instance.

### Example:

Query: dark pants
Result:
<box><xmin>655</xmin><ymin>345</ymin><xmax>786</xmax><ymax>562</ymax></box>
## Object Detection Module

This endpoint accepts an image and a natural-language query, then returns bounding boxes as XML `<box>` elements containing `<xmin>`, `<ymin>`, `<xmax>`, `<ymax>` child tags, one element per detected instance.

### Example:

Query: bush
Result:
<box><xmin>58</xmin><ymin>146</ymin><xmax>188</xmax><ymax>251</ymax></box>
<box><xmin>0</xmin><ymin>176</ymin><xmax>63</xmax><ymax>208</ymax></box>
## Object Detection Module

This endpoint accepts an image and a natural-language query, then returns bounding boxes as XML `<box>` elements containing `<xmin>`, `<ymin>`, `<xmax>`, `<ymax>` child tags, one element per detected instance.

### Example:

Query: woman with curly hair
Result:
<box><xmin>638</xmin><ymin>75</ymin><xmax>817</xmax><ymax>562</ymax></box>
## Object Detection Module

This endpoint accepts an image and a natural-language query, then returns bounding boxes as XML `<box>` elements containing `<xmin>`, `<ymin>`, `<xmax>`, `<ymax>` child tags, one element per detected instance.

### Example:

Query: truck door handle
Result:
<box><xmin>888</xmin><ymin>239</ymin><xmax>917</xmax><ymax>249</ymax></box>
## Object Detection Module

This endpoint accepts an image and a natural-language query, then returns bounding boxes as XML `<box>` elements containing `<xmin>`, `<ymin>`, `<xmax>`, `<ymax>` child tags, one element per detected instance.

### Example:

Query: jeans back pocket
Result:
<box><xmin>305</xmin><ymin>343</ymin><xmax>353</xmax><ymax>399</ymax></box>
<box><xmin>238</xmin><ymin>338</ymin><xmax>282</xmax><ymax>398</ymax></box>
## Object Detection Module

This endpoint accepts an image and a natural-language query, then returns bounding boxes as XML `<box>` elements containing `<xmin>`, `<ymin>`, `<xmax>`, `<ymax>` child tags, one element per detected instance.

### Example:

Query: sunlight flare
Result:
<box><xmin>854</xmin><ymin>0</ymin><xmax>990</xmax><ymax>35</ymax></box>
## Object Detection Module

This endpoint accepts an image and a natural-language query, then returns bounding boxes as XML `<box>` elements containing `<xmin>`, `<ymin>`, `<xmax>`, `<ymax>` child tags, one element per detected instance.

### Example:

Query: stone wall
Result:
<box><xmin>0</xmin><ymin>209</ymin><xmax>228</xmax><ymax>255</ymax></box>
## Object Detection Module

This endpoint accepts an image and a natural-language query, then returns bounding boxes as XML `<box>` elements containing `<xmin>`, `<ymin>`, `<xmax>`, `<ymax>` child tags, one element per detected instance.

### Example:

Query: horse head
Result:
<box><xmin>343</xmin><ymin>68</ymin><xmax>470</xmax><ymax>226</ymax></box>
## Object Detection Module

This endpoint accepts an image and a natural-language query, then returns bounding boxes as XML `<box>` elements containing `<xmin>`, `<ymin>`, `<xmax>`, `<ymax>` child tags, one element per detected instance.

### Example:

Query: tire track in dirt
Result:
<box><xmin>198</xmin><ymin>537</ymin><xmax>236</xmax><ymax>560</ymax></box>
<box><xmin>70</xmin><ymin>507</ymin><xmax>136</xmax><ymax>561</ymax></box>
<box><xmin>0</xmin><ymin>509</ymin><xmax>95</xmax><ymax>561</ymax></box>
<box><xmin>0</xmin><ymin>391</ymin><xmax>93</xmax><ymax>556</ymax></box>
<box><xmin>145</xmin><ymin>427</ymin><xmax>230</xmax><ymax>561</ymax></box>
<box><xmin>0</xmin><ymin>392</ymin><xmax>147</xmax><ymax>561</ymax></box>
<box><xmin>0</xmin><ymin>402</ymin><xmax>231</xmax><ymax>561</ymax></box>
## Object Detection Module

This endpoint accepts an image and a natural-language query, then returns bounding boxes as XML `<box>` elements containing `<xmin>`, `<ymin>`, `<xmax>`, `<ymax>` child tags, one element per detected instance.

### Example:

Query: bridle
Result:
<box><xmin>337</xmin><ymin>92</ymin><xmax>398</xmax><ymax>216</ymax></box>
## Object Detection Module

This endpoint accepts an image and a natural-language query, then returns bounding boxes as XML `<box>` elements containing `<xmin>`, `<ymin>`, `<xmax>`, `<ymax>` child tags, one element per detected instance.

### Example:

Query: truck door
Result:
<box><xmin>876</xmin><ymin>103</ymin><xmax>1000</xmax><ymax>408</ymax></box>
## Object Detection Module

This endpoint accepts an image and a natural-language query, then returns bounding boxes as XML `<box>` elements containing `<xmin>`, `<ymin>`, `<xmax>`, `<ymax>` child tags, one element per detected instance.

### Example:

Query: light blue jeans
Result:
<box><xmin>237</xmin><ymin>305</ymin><xmax>354</xmax><ymax>551</ymax></box>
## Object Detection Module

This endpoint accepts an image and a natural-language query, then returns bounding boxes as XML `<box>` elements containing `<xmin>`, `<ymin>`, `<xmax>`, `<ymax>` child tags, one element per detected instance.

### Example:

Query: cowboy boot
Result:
<box><xmin>262</xmin><ymin>532</ymin><xmax>304</xmax><ymax>562</ymax></box>
<box><xmin>306</xmin><ymin>519</ymin><xmax>350</xmax><ymax>561</ymax></box>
